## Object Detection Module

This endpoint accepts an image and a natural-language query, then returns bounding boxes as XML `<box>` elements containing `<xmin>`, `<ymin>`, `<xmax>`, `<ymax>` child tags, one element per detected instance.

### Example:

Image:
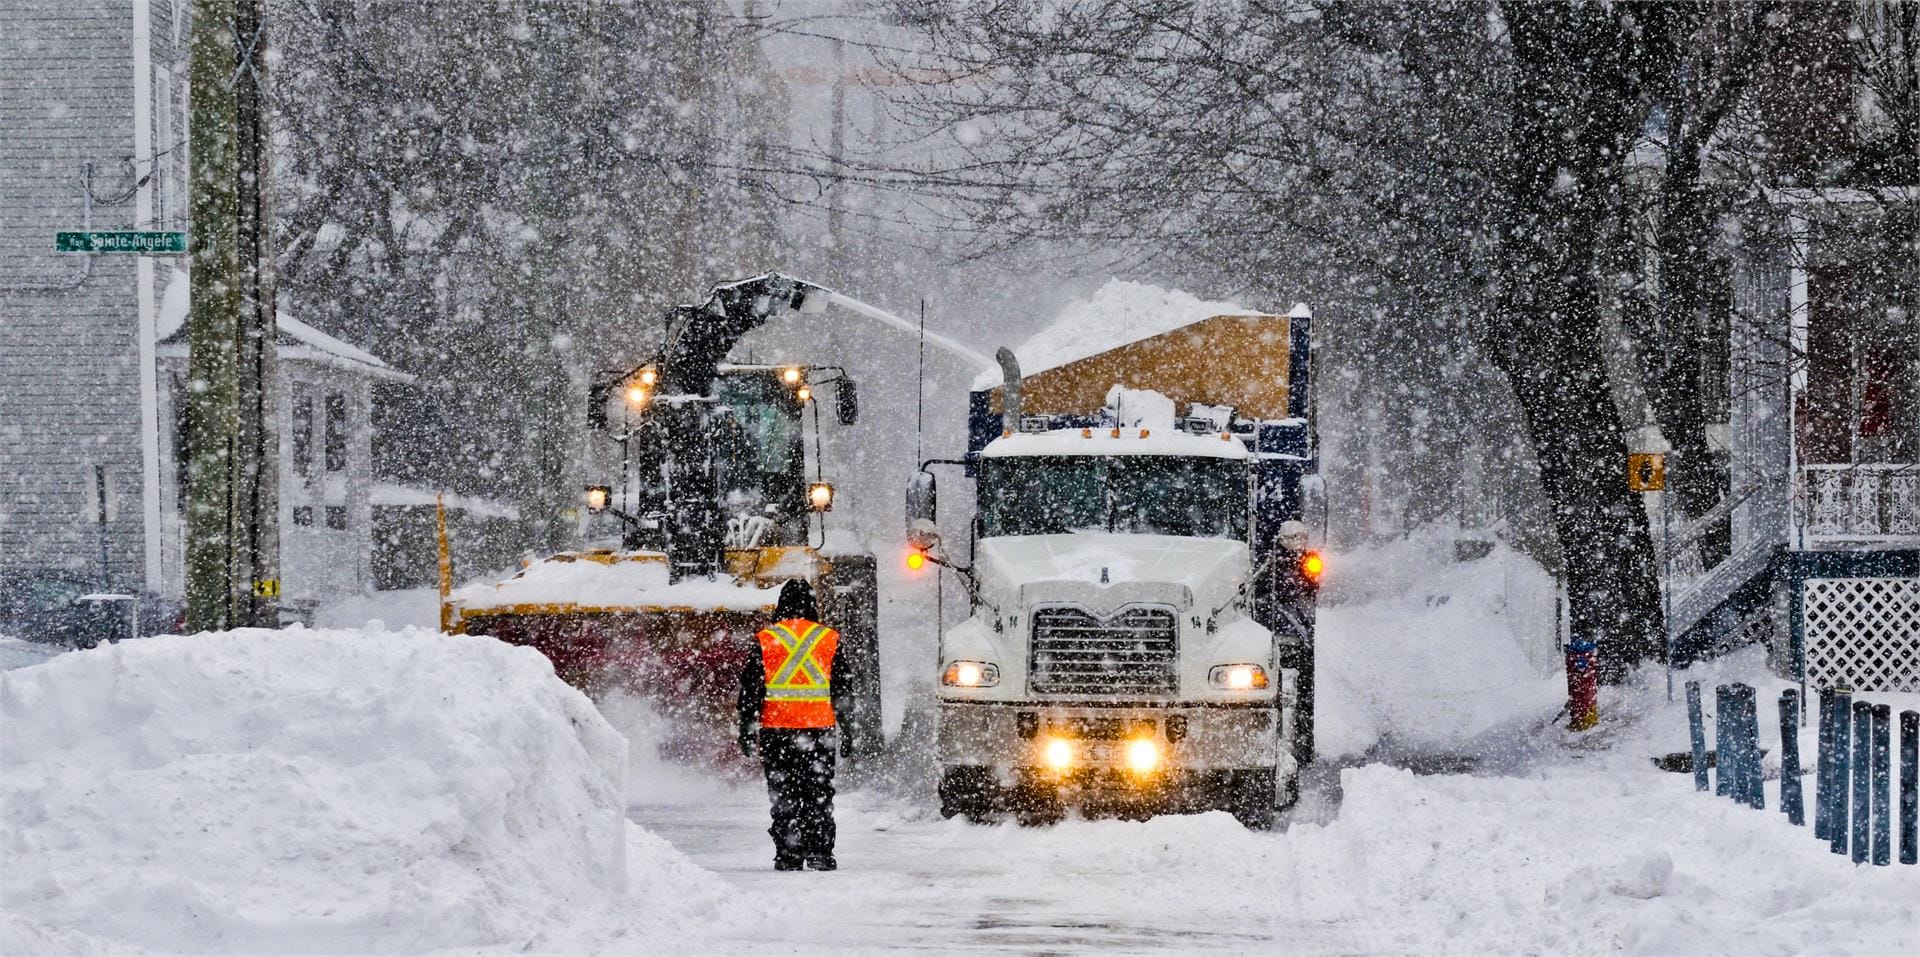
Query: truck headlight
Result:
<box><xmin>942</xmin><ymin>660</ymin><xmax>1000</xmax><ymax>688</ymax></box>
<box><xmin>1043</xmin><ymin>737</ymin><xmax>1074</xmax><ymax>771</ymax></box>
<box><xmin>1125</xmin><ymin>738</ymin><xmax>1161</xmax><ymax>774</ymax></box>
<box><xmin>1209</xmin><ymin>664</ymin><xmax>1269</xmax><ymax>691</ymax></box>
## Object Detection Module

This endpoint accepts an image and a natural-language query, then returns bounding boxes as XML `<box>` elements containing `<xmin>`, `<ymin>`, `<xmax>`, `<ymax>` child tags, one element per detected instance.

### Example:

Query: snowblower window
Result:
<box><xmin>979</xmin><ymin>456</ymin><xmax>1248</xmax><ymax>540</ymax></box>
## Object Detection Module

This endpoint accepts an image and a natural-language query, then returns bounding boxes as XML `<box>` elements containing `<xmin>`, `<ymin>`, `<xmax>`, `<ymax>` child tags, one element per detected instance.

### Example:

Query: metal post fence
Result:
<box><xmin>1686</xmin><ymin>681</ymin><xmax>1709</xmax><ymax>792</ymax></box>
<box><xmin>1851</xmin><ymin>700</ymin><xmax>1871</xmax><ymax>864</ymax></box>
<box><xmin>1742</xmin><ymin>685</ymin><xmax>1765</xmax><ymax>810</ymax></box>
<box><xmin>1831</xmin><ymin>691</ymin><xmax>1853</xmax><ymax>855</ymax></box>
<box><xmin>1728</xmin><ymin>684</ymin><xmax>1743</xmax><ymax>795</ymax></box>
<box><xmin>1871</xmin><ymin>704</ymin><xmax>1891</xmax><ymax>866</ymax></box>
<box><xmin>1816</xmin><ymin>688</ymin><xmax>1836</xmax><ymax>840</ymax></box>
<box><xmin>1901</xmin><ymin>710</ymin><xmax>1917</xmax><ymax>866</ymax></box>
<box><xmin>1780</xmin><ymin>690</ymin><xmax>1804</xmax><ymax>826</ymax></box>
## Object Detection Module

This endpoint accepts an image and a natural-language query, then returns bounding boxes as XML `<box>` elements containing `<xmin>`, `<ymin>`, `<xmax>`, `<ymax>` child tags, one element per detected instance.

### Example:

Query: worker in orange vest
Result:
<box><xmin>738</xmin><ymin>579</ymin><xmax>842</xmax><ymax>871</ymax></box>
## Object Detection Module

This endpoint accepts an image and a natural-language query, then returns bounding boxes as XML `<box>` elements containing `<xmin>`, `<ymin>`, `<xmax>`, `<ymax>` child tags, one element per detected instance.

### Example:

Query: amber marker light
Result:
<box><xmin>906</xmin><ymin>549</ymin><xmax>927</xmax><ymax>571</ymax></box>
<box><xmin>1301</xmin><ymin>550</ymin><xmax>1325</xmax><ymax>583</ymax></box>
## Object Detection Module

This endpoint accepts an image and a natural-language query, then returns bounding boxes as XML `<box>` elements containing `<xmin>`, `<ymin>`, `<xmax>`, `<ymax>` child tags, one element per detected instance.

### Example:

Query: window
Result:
<box><xmin>325</xmin><ymin>506</ymin><xmax>348</xmax><ymax>530</ymax></box>
<box><xmin>291</xmin><ymin>385</ymin><xmax>314</xmax><ymax>477</ymax></box>
<box><xmin>978</xmin><ymin>455</ymin><xmax>1251</xmax><ymax>540</ymax></box>
<box><xmin>292</xmin><ymin>506</ymin><xmax>314</xmax><ymax>527</ymax></box>
<box><xmin>324</xmin><ymin>394</ymin><xmax>347</xmax><ymax>472</ymax></box>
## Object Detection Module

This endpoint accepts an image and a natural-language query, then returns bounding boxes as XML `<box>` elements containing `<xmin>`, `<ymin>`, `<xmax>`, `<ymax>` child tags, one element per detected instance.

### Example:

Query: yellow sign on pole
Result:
<box><xmin>1628</xmin><ymin>453</ymin><xmax>1667</xmax><ymax>492</ymax></box>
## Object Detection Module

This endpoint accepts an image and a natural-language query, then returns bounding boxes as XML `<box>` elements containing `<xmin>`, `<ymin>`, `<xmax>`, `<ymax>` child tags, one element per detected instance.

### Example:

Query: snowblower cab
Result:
<box><xmin>443</xmin><ymin>274</ymin><xmax>883</xmax><ymax>761</ymax></box>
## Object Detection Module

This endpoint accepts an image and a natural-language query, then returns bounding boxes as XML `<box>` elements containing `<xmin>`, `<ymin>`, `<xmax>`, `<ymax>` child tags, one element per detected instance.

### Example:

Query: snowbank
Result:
<box><xmin>1317</xmin><ymin>529</ymin><xmax>1564</xmax><ymax>760</ymax></box>
<box><xmin>0</xmin><ymin>627</ymin><xmax>655</xmax><ymax>954</ymax></box>
<box><xmin>974</xmin><ymin>279</ymin><xmax>1260</xmax><ymax>389</ymax></box>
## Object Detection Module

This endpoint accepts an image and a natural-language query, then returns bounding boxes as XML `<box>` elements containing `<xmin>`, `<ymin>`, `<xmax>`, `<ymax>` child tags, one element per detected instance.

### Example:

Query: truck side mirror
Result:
<box><xmin>906</xmin><ymin>471</ymin><xmax>937</xmax><ymax>530</ymax></box>
<box><xmin>836</xmin><ymin>378</ymin><xmax>859</xmax><ymax>426</ymax></box>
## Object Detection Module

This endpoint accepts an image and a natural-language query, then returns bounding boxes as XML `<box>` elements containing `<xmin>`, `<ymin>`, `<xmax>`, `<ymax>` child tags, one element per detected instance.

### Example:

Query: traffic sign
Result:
<box><xmin>1628</xmin><ymin>453</ymin><xmax>1667</xmax><ymax>492</ymax></box>
<box><xmin>55</xmin><ymin>230</ymin><xmax>187</xmax><ymax>254</ymax></box>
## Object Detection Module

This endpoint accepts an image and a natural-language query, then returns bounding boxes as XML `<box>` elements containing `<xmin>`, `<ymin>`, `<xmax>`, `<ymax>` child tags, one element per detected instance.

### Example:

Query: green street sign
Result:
<box><xmin>56</xmin><ymin>230</ymin><xmax>187</xmax><ymax>254</ymax></box>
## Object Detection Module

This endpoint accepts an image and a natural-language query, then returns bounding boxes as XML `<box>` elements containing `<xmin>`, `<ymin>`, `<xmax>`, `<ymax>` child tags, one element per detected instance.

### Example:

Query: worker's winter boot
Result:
<box><xmin>805</xmin><ymin>855</ymin><xmax>836</xmax><ymax>871</ymax></box>
<box><xmin>774</xmin><ymin>854</ymin><xmax>804</xmax><ymax>871</ymax></box>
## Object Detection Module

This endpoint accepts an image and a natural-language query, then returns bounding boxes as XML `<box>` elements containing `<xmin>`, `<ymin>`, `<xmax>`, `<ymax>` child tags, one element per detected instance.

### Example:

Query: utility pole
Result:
<box><xmin>185</xmin><ymin>0</ymin><xmax>280</xmax><ymax>630</ymax></box>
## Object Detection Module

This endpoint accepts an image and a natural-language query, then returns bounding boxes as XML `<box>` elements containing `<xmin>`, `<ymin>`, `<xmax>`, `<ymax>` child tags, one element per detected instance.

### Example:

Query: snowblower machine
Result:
<box><xmin>442</xmin><ymin>274</ymin><xmax>883</xmax><ymax>762</ymax></box>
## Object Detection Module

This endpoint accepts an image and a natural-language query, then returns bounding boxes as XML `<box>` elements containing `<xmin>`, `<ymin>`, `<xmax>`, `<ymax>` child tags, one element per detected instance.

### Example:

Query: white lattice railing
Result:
<box><xmin>1802</xmin><ymin>464</ymin><xmax>1920</xmax><ymax>540</ymax></box>
<box><xmin>1803</xmin><ymin>576</ymin><xmax>1920</xmax><ymax>693</ymax></box>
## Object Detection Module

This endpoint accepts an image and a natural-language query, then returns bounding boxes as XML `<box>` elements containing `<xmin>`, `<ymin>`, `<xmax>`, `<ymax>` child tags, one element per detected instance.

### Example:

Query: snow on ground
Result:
<box><xmin>0</xmin><ymin>637</ymin><xmax>63</xmax><ymax>673</ymax></box>
<box><xmin>314</xmin><ymin>585</ymin><xmax>443</xmax><ymax>631</ymax></box>
<box><xmin>0</xmin><ymin>627</ymin><xmax>745</xmax><ymax>955</ymax></box>
<box><xmin>7</xmin><ymin>541</ymin><xmax>1916</xmax><ymax>955</ymax></box>
<box><xmin>1316</xmin><ymin>529</ymin><xmax>1566</xmax><ymax>761</ymax></box>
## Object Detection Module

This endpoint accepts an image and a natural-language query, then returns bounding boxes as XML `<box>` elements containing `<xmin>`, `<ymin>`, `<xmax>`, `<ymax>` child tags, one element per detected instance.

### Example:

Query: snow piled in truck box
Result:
<box><xmin>973</xmin><ymin>278</ymin><xmax>1257</xmax><ymax>389</ymax></box>
<box><xmin>0</xmin><ymin>627</ymin><xmax>738</xmax><ymax>955</ymax></box>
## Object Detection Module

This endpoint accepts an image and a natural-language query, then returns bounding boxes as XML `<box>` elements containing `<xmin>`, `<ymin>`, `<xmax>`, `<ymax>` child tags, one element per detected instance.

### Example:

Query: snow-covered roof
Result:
<box><xmin>980</xmin><ymin>427</ymin><xmax>1249</xmax><ymax>460</ymax></box>
<box><xmin>973</xmin><ymin>279</ymin><xmax>1302</xmax><ymax>390</ymax></box>
<box><xmin>369</xmin><ymin>484</ymin><xmax>521</xmax><ymax>521</ymax></box>
<box><xmin>156</xmin><ymin>268</ymin><xmax>413</xmax><ymax>383</ymax></box>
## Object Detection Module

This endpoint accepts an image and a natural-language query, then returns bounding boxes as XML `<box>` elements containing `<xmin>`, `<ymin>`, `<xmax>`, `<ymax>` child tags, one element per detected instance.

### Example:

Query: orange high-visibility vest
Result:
<box><xmin>756</xmin><ymin>618</ymin><xmax>839</xmax><ymax>729</ymax></box>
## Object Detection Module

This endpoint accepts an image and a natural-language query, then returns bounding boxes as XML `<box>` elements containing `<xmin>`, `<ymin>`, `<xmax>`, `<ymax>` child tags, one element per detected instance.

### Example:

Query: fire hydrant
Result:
<box><xmin>1565</xmin><ymin>639</ymin><xmax>1599</xmax><ymax>731</ymax></box>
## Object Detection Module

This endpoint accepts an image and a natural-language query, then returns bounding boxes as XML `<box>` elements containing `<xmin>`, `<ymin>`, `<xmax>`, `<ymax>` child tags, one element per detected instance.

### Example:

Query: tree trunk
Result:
<box><xmin>1492</xmin><ymin>3</ymin><xmax>1666</xmax><ymax>680</ymax></box>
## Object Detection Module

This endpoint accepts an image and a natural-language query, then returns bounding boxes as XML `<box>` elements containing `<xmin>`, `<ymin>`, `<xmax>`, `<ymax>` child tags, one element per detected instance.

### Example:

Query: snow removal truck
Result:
<box><xmin>910</xmin><ymin>305</ymin><xmax>1320</xmax><ymax>828</ymax></box>
<box><xmin>443</xmin><ymin>274</ymin><xmax>883</xmax><ymax>761</ymax></box>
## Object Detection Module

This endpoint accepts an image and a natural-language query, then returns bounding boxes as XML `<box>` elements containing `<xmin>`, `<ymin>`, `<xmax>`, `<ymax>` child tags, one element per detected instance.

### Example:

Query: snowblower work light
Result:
<box><xmin>625</xmin><ymin>385</ymin><xmax>650</xmax><ymax>407</ymax></box>
<box><xmin>807</xmin><ymin>482</ymin><xmax>834</xmax><ymax>512</ymax></box>
<box><xmin>584</xmin><ymin>485</ymin><xmax>612</xmax><ymax>515</ymax></box>
<box><xmin>796</xmin><ymin>385</ymin><xmax>812</xmax><ymax>403</ymax></box>
<box><xmin>637</xmin><ymin>368</ymin><xmax>658</xmax><ymax>386</ymax></box>
<box><xmin>782</xmin><ymin>367</ymin><xmax>803</xmax><ymax>385</ymax></box>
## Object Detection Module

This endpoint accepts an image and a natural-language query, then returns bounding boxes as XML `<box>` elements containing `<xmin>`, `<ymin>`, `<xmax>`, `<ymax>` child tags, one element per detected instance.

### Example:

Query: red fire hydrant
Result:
<box><xmin>1565</xmin><ymin>639</ymin><xmax>1598</xmax><ymax>731</ymax></box>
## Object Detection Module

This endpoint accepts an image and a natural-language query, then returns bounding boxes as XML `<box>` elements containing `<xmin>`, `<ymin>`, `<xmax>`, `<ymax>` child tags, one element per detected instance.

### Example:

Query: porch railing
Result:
<box><xmin>1802</xmin><ymin>464</ymin><xmax>1920</xmax><ymax>541</ymax></box>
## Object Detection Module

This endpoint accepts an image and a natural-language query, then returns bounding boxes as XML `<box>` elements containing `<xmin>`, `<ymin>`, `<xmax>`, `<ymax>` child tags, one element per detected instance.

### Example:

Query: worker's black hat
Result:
<box><xmin>774</xmin><ymin>579</ymin><xmax>819</xmax><ymax>622</ymax></box>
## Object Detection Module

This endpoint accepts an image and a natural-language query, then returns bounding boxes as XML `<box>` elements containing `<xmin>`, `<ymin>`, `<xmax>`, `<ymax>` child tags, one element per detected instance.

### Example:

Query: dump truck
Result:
<box><xmin>909</xmin><ymin>305</ymin><xmax>1320</xmax><ymax>827</ymax></box>
<box><xmin>442</xmin><ymin>274</ymin><xmax>883</xmax><ymax>762</ymax></box>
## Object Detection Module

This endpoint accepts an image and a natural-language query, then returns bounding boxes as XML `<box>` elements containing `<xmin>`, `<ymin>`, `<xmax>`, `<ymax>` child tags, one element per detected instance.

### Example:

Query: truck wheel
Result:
<box><xmin>938</xmin><ymin>766</ymin><xmax>994</xmax><ymax>823</ymax></box>
<box><xmin>1227</xmin><ymin>768</ymin><xmax>1277</xmax><ymax>830</ymax></box>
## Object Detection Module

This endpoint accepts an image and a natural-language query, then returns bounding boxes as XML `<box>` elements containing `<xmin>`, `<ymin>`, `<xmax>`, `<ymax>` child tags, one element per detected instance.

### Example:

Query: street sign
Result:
<box><xmin>55</xmin><ymin>230</ymin><xmax>187</xmax><ymax>254</ymax></box>
<box><xmin>1628</xmin><ymin>452</ymin><xmax>1667</xmax><ymax>492</ymax></box>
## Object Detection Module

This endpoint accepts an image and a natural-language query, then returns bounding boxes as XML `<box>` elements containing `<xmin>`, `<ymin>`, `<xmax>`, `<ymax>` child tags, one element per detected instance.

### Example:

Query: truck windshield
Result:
<box><xmin>978</xmin><ymin>455</ymin><xmax>1249</xmax><ymax>540</ymax></box>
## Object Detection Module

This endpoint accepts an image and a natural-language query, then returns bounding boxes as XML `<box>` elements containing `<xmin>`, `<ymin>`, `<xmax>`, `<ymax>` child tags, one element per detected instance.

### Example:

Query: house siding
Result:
<box><xmin>1</xmin><ymin>0</ymin><xmax>188</xmax><ymax>590</ymax></box>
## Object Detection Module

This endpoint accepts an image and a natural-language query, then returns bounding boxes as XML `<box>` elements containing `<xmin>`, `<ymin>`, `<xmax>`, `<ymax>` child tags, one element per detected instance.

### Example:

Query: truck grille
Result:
<box><xmin>1028</xmin><ymin>605</ymin><xmax>1178</xmax><ymax>696</ymax></box>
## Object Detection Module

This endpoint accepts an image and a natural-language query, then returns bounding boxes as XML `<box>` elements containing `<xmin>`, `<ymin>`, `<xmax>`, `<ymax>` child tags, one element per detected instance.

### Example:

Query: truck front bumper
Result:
<box><xmin>938</xmin><ymin>700</ymin><xmax>1281</xmax><ymax>776</ymax></box>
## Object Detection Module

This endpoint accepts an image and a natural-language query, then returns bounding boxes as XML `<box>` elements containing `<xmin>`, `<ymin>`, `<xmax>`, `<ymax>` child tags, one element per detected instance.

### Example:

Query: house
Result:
<box><xmin>151</xmin><ymin>270</ymin><xmax>414</xmax><ymax>613</ymax></box>
<box><xmin>1672</xmin><ymin>187</ymin><xmax>1919</xmax><ymax>694</ymax></box>
<box><xmin>0</xmin><ymin>3</ymin><xmax>433</xmax><ymax>619</ymax></box>
<box><xmin>1</xmin><ymin>0</ymin><xmax>193</xmax><ymax>595</ymax></box>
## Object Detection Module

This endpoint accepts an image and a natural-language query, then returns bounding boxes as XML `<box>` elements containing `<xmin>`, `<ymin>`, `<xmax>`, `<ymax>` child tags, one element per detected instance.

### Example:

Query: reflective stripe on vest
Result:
<box><xmin>757</xmin><ymin>618</ymin><xmax>839</xmax><ymax>729</ymax></box>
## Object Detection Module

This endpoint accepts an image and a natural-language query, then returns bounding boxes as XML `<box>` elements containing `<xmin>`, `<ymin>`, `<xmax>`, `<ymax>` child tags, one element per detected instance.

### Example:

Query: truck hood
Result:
<box><xmin>974</xmin><ymin>533</ymin><xmax>1249</xmax><ymax>614</ymax></box>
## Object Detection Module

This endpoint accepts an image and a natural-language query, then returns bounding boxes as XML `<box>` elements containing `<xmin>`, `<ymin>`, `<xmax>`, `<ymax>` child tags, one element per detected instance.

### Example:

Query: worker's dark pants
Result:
<box><xmin>759</xmin><ymin>727</ymin><xmax>836</xmax><ymax>861</ymax></box>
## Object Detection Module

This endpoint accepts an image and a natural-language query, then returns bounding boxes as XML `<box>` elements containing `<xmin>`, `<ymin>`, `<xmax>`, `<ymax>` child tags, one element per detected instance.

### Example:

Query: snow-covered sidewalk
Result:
<box><xmin>624</xmin><ymin>666</ymin><xmax>1917</xmax><ymax>956</ymax></box>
